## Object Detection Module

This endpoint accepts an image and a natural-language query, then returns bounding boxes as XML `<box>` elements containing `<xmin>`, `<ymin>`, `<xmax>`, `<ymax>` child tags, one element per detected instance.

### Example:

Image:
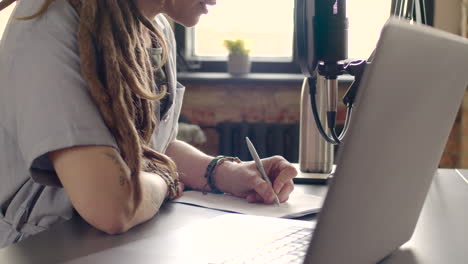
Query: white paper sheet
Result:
<box><xmin>173</xmin><ymin>191</ymin><xmax>324</xmax><ymax>218</ymax></box>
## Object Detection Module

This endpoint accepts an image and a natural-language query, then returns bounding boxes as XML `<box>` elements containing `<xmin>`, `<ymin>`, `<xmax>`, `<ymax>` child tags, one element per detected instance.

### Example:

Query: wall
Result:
<box><xmin>433</xmin><ymin>0</ymin><xmax>467</xmax><ymax>168</ymax></box>
<box><xmin>181</xmin><ymin>1</ymin><xmax>466</xmax><ymax>168</ymax></box>
<box><xmin>434</xmin><ymin>0</ymin><xmax>461</xmax><ymax>34</ymax></box>
<box><xmin>1</xmin><ymin>1</ymin><xmax>463</xmax><ymax>167</ymax></box>
<box><xmin>180</xmin><ymin>80</ymin><xmax>305</xmax><ymax>156</ymax></box>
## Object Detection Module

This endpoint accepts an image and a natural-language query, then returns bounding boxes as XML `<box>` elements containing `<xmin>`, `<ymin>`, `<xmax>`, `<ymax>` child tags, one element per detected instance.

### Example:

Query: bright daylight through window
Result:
<box><xmin>0</xmin><ymin>2</ymin><xmax>15</xmax><ymax>39</ymax></box>
<box><xmin>191</xmin><ymin>0</ymin><xmax>392</xmax><ymax>61</ymax></box>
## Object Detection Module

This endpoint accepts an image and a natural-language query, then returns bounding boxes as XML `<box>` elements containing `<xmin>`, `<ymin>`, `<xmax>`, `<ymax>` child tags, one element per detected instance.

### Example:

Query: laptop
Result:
<box><xmin>177</xmin><ymin>19</ymin><xmax>468</xmax><ymax>264</ymax></box>
<box><xmin>66</xmin><ymin>19</ymin><xmax>468</xmax><ymax>264</ymax></box>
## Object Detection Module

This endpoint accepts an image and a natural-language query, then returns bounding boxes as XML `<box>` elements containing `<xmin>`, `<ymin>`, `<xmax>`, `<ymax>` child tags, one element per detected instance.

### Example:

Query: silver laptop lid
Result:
<box><xmin>305</xmin><ymin>19</ymin><xmax>468</xmax><ymax>264</ymax></box>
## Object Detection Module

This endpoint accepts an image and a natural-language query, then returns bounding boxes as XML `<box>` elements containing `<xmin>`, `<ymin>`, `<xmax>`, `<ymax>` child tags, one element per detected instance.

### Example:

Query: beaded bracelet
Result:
<box><xmin>204</xmin><ymin>155</ymin><xmax>241</xmax><ymax>194</ymax></box>
<box><xmin>159</xmin><ymin>172</ymin><xmax>181</xmax><ymax>200</ymax></box>
<box><xmin>144</xmin><ymin>159</ymin><xmax>181</xmax><ymax>200</ymax></box>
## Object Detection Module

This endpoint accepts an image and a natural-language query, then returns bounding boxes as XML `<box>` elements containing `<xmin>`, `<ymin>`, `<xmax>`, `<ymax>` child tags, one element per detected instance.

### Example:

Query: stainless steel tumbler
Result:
<box><xmin>299</xmin><ymin>76</ymin><xmax>334</xmax><ymax>173</ymax></box>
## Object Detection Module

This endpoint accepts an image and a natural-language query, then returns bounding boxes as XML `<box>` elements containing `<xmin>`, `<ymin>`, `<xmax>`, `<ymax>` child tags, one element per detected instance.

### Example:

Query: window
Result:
<box><xmin>0</xmin><ymin>2</ymin><xmax>16</xmax><ymax>39</ymax></box>
<box><xmin>193</xmin><ymin>0</ymin><xmax>295</xmax><ymax>62</ymax></box>
<box><xmin>176</xmin><ymin>0</ymin><xmax>433</xmax><ymax>73</ymax></box>
<box><xmin>348</xmin><ymin>0</ymin><xmax>392</xmax><ymax>60</ymax></box>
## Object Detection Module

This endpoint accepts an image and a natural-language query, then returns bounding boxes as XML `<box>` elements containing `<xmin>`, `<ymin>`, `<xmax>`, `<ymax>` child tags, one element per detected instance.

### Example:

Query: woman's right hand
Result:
<box><xmin>214</xmin><ymin>156</ymin><xmax>297</xmax><ymax>204</ymax></box>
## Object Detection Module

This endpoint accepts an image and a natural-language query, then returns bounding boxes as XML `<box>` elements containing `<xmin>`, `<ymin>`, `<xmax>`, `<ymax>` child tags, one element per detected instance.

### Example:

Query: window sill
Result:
<box><xmin>177</xmin><ymin>72</ymin><xmax>355</xmax><ymax>85</ymax></box>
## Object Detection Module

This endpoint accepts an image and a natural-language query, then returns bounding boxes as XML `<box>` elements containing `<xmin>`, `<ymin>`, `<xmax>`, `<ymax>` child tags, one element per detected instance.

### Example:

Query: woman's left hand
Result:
<box><xmin>215</xmin><ymin>156</ymin><xmax>297</xmax><ymax>204</ymax></box>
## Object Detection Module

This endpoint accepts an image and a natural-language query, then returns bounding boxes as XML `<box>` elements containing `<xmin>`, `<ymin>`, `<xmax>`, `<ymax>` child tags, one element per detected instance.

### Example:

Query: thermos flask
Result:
<box><xmin>299</xmin><ymin>76</ymin><xmax>334</xmax><ymax>173</ymax></box>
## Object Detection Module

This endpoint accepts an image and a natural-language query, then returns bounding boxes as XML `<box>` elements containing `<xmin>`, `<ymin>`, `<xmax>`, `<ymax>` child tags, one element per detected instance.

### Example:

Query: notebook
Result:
<box><xmin>173</xmin><ymin>190</ymin><xmax>323</xmax><ymax>218</ymax></box>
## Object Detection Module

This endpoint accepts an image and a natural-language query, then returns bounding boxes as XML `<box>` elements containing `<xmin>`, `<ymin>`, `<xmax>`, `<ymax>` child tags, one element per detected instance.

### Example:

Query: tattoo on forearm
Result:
<box><xmin>103</xmin><ymin>152</ymin><xmax>130</xmax><ymax>186</ymax></box>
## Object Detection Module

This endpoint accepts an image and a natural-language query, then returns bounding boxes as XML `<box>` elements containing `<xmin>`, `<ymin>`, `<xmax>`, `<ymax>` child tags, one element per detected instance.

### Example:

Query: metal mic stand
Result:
<box><xmin>295</xmin><ymin>0</ymin><xmax>350</xmax><ymax>183</ymax></box>
<box><xmin>295</xmin><ymin>0</ymin><xmax>428</xmax><ymax>183</ymax></box>
<box><xmin>296</xmin><ymin>60</ymin><xmax>369</xmax><ymax>183</ymax></box>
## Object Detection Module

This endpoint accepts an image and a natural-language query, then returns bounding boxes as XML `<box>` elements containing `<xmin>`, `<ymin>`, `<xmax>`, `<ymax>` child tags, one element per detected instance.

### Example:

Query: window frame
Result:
<box><xmin>174</xmin><ymin>0</ymin><xmax>434</xmax><ymax>74</ymax></box>
<box><xmin>391</xmin><ymin>0</ymin><xmax>434</xmax><ymax>25</ymax></box>
<box><xmin>174</xmin><ymin>23</ymin><xmax>301</xmax><ymax>73</ymax></box>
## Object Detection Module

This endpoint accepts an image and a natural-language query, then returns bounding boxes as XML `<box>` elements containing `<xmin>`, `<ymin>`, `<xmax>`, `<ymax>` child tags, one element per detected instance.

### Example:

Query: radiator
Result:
<box><xmin>216</xmin><ymin>122</ymin><xmax>300</xmax><ymax>162</ymax></box>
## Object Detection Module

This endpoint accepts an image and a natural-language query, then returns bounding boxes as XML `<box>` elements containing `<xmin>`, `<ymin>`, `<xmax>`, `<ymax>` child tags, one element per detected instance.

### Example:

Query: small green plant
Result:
<box><xmin>223</xmin><ymin>39</ymin><xmax>250</xmax><ymax>55</ymax></box>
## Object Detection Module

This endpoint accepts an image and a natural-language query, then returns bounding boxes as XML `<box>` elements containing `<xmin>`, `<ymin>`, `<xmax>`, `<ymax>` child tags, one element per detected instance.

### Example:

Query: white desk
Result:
<box><xmin>0</xmin><ymin>169</ymin><xmax>467</xmax><ymax>263</ymax></box>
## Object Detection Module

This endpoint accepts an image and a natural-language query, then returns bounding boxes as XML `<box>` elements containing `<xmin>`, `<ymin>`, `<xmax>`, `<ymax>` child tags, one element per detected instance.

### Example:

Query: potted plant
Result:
<box><xmin>223</xmin><ymin>39</ymin><xmax>251</xmax><ymax>76</ymax></box>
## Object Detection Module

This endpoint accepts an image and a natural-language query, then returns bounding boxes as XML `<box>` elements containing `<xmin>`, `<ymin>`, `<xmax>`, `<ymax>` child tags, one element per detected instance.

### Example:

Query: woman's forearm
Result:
<box><xmin>49</xmin><ymin>146</ymin><xmax>169</xmax><ymax>235</ymax></box>
<box><xmin>164</xmin><ymin>140</ymin><xmax>296</xmax><ymax>204</ymax></box>
<box><xmin>165</xmin><ymin>140</ymin><xmax>214</xmax><ymax>191</ymax></box>
<box><xmin>125</xmin><ymin>171</ymin><xmax>168</xmax><ymax>231</ymax></box>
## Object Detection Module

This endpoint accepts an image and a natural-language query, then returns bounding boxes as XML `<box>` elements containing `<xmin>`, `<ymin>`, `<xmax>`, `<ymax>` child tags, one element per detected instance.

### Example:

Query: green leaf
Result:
<box><xmin>223</xmin><ymin>39</ymin><xmax>250</xmax><ymax>55</ymax></box>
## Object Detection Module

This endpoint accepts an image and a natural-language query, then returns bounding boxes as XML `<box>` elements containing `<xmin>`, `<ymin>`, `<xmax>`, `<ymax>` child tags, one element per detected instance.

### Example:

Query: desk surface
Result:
<box><xmin>1</xmin><ymin>169</ymin><xmax>467</xmax><ymax>264</ymax></box>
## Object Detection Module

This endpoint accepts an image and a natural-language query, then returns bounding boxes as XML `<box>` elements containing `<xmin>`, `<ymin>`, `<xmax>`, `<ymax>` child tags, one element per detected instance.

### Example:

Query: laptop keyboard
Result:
<box><xmin>219</xmin><ymin>226</ymin><xmax>313</xmax><ymax>264</ymax></box>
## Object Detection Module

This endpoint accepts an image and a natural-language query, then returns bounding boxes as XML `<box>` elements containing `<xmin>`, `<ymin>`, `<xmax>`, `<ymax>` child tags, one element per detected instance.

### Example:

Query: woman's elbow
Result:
<box><xmin>82</xmin><ymin>207</ymin><xmax>135</xmax><ymax>235</ymax></box>
<box><xmin>92</xmin><ymin>215</ymin><xmax>132</xmax><ymax>235</ymax></box>
<box><xmin>98</xmin><ymin>222</ymin><xmax>130</xmax><ymax>235</ymax></box>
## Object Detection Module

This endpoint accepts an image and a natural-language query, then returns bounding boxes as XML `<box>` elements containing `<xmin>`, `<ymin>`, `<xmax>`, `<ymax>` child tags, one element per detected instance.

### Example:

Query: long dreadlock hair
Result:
<box><xmin>0</xmin><ymin>0</ymin><xmax>179</xmax><ymax>208</ymax></box>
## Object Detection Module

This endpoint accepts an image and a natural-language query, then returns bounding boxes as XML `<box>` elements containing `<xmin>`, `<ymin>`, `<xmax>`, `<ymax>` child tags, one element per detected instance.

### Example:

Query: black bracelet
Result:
<box><xmin>204</xmin><ymin>155</ymin><xmax>241</xmax><ymax>194</ymax></box>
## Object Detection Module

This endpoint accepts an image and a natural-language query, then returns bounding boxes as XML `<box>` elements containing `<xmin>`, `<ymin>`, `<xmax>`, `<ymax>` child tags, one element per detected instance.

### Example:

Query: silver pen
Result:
<box><xmin>245</xmin><ymin>137</ymin><xmax>281</xmax><ymax>206</ymax></box>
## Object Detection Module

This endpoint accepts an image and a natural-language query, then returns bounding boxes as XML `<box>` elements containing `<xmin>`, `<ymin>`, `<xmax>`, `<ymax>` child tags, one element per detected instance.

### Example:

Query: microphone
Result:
<box><xmin>314</xmin><ymin>0</ymin><xmax>348</xmax><ymax>66</ymax></box>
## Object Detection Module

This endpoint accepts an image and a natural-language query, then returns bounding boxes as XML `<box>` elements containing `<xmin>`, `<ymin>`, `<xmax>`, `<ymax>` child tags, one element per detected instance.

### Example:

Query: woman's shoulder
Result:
<box><xmin>41</xmin><ymin>0</ymin><xmax>80</xmax><ymax>35</ymax></box>
<box><xmin>1</xmin><ymin>0</ymin><xmax>78</xmax><ymax>60</ymax></box>
<box><xmin>10</xmin><ymin>0</ymin><xmax>78</xmax><ymax>36</ymax></box>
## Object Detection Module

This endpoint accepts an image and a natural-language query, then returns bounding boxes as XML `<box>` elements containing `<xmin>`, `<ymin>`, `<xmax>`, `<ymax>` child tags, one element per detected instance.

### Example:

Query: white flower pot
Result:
<box><xmin>227</xmin><ymin>53</ymin><xmax>251</xmax><ymax>76</ymax></box>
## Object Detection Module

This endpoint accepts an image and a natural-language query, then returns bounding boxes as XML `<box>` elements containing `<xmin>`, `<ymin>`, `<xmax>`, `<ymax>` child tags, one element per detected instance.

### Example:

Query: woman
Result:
<box><xmin>0</xmin><ymin>0</ymin><xmax>297</xmax><ymax>248</ymax></box>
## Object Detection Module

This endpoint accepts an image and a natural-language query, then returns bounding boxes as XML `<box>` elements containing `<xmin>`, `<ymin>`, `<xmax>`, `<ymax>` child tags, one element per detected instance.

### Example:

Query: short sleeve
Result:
<box><xmin>10</xmin><ymin>1</ymin><xmax>117</xmax><ymax>186</ymax></box>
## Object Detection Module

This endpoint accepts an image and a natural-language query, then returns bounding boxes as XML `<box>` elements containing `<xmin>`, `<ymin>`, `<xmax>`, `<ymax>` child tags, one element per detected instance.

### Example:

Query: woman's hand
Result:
<box><xmin>214</xmin><ymin>156</ymin><xmax>297</xmax><ymax>204</ymax></box>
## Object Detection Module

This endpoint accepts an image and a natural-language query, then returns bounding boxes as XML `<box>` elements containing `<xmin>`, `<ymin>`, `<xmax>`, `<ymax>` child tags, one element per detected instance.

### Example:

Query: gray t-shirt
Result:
<box><xmin>0</xmin><ymin>0</ymin><xmax>185</xmax><ymax>248</ymax></box>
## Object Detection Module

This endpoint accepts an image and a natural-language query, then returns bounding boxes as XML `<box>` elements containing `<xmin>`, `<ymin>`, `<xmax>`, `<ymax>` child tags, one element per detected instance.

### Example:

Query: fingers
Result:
<box><xmin>247</xmin><ymin>181</ymin><xmax>294</xmax><ymax>203</ymax></box>
<box><xmin>271</xmin><ymin>158</ymin><xmax>297</xmax><ymax>194</ymax></box>
<box><xmin>277</xmin><ymin>180</ymin><xmax>294</xmax><ymax>203</ymax></box>
<box><xmin>246</xmin><ymin>192</ymin><xmax>268</xmax><ymax>204</ymax></box>
<box><xmin>245</xmin><ymin>192</ymin><xmax>258</xmax><ymax>203</ymax></box>
<box><xmin>245</xmin><ymin>157</ymin><xmax>297</xmax><ymax>204</ymax></box>
<box><xmin>250</xmin><ymin>177</ymin><xmax>277</xmax><ymax>204</ymax></box>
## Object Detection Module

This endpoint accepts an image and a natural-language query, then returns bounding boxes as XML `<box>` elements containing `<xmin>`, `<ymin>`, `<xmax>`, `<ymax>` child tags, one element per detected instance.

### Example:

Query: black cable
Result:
<box><xmin>332</xmin><ymin>128</ymin><xmax>342</xmax><ymax>144</ymax></box>
<box><xmin>327</xmin><ymin>111</ymin><xmax>342</xmax><ymax>144</ymax></box>
<box><xmin>339</xmin><ymin>106</ymin><xmax>353</xmax><ymax>141</ymax></box>
<box><xmin>309</xmin><ymin>76</ymin><xmax>357</xmax><ymax>145</ymax></box>
<box><xmin>308</xmin><ymin>77</ymin><xmax>339</xmax><ymax>145</ymax></box>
